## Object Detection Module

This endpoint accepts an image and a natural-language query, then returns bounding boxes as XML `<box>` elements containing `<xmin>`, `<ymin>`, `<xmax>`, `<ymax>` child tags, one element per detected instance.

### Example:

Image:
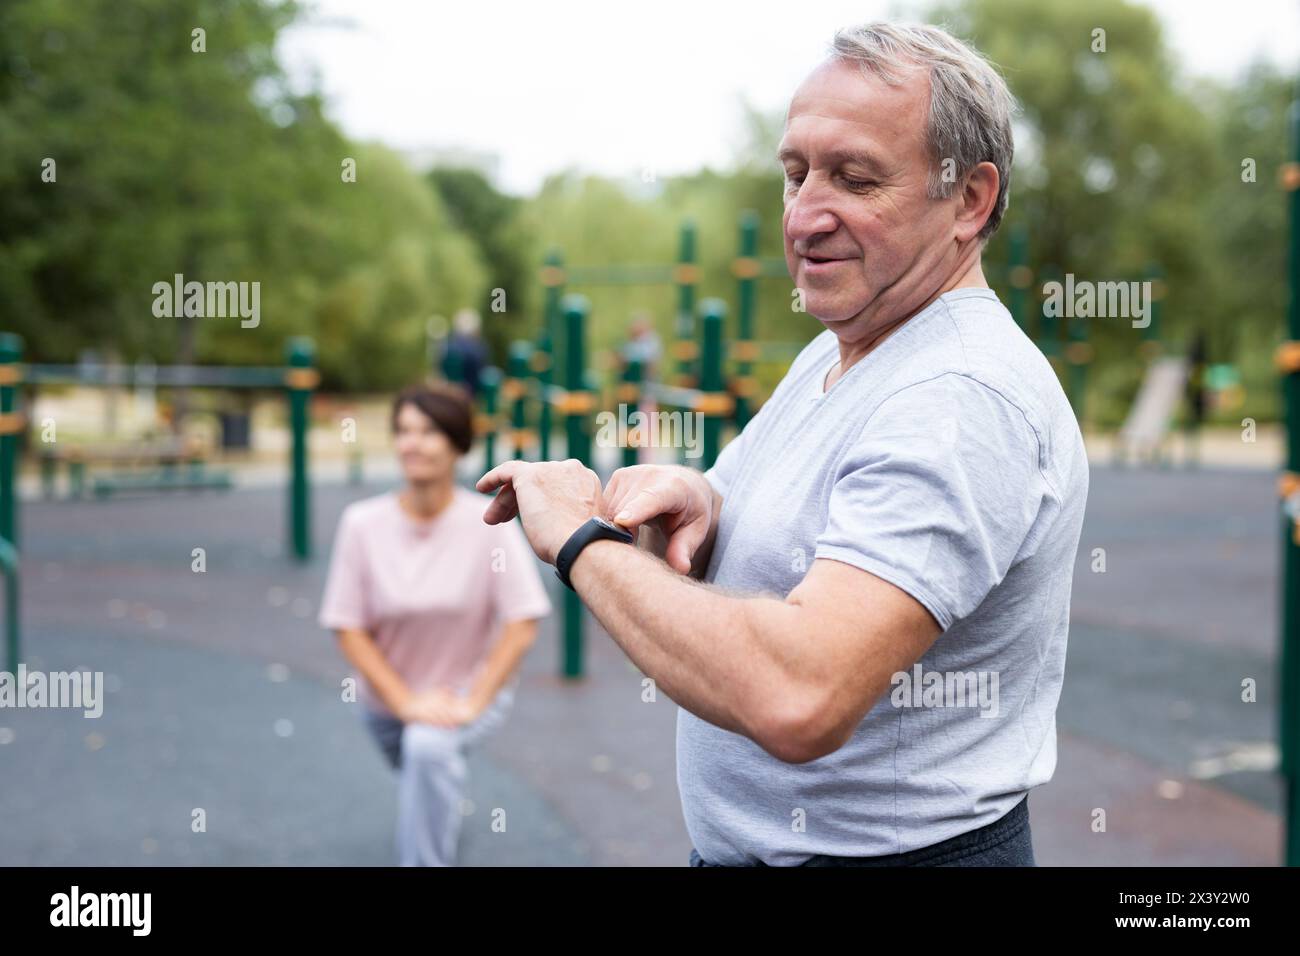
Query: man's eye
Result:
<box><xmin>843</xmin><ymin>177</ymin><xmax>874</xmax><ymax>190</ymax></box>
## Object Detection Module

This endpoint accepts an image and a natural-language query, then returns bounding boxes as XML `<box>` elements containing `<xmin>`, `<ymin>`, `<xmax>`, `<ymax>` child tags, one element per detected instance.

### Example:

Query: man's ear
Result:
<box><xmin>954</xmin><ymin>161</ymin><xmax>999</xmax><ymax>243</ymax></box>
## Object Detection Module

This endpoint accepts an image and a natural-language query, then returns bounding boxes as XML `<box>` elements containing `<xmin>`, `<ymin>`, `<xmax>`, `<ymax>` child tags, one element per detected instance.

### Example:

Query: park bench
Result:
<box><xmin>39</xmin><ymin>438</ymin><xmax>233</xmax><ymax>499</ymax></box>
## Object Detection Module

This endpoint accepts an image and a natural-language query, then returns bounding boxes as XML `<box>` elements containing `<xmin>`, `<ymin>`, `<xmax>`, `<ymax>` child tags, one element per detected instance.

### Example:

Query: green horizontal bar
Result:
<box><xmin>644</xmin><ymin>383</ymin><xmax>706</xmax><ymax>407</ymax></box>
<box><xmin>751</xmin><ymin>341</ymin><xmax>808</xmax><ymax>361</ymax></box>
<box><xmin>29</xmin><ymin>364</ymin><xmax>289</xmax><ymax>388</ymax></box>
<box><xmin>563</xmin><ymin>264</ymin><xmax>677</xmax><ymax>286</ymax></box>
<box><xmin>91</xmin><ymin>471</ymin><xmax>235</xmax><ymax>496</ymax></box>
<box><xmin>754</xmin><ymin>258</ymin><xmax>794</xmax><ymax>279</ymax></box>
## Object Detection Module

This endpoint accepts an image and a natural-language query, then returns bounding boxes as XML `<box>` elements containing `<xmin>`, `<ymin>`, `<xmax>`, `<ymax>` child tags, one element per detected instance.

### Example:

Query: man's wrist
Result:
<box><xmin>568</xmin><ymin>536</ymin><xmax>632</xmax><ymax>591</ymax></box>
<box><xmin>555</xmin><ymin>516</ymin><xmax>634</xmax><ymax>589</ymax></box>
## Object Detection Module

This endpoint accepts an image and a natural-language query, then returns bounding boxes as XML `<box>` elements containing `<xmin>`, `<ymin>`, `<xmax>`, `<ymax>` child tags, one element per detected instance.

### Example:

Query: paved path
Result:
<box><xmin>0</xmin><ymin>462</ymin><xmax>1285</xmax><ymax>865</ymax></box>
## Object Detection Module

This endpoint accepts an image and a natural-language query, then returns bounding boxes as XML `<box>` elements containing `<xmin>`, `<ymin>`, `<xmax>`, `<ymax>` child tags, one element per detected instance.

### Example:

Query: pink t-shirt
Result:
<box><xmin>318</xmin><ymin>487</ymin><xmax>553</xmax><ymax>715</ymax></box>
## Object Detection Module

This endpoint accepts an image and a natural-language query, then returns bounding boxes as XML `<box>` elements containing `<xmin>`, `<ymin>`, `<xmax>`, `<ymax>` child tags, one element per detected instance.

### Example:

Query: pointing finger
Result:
<box><xmin>612</xmin><ymin>487</ymin><xmax>672</xmax><ymax>529</ymax></box>
<box><xmin>664</xmin><ymin>521</ymin><xmax>707</xmax><ymax>575</ymax></box>
<box><xmin>482</xmin><ymin>482</ymin><xmax>519</xmax><ymax>525</ymax></box>
<box><xmin>476</xmin><ymin>460</ymin><xmax>525</xmax><ymax>494</ymax></box>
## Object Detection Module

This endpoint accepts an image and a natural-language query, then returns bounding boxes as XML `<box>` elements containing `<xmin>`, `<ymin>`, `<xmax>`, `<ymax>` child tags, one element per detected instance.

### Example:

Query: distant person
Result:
<box><xmin>318</xmin><ymin>382</ymin><xmax>552</xmax><ymax>866</ymax></box>
<box><xmin>621</xmin><ymin>311</ymin><xmax>663</xmax><ymax>383</ymax></box>
<box><xmin>441</xmin><ymin>308</ymin><xmax>489</xmax><ymax>398</ymax></box>
<box><xmin>620</xmin><ymin>312</ymin><xmax>663</xmax><ymax>463</ymax></box>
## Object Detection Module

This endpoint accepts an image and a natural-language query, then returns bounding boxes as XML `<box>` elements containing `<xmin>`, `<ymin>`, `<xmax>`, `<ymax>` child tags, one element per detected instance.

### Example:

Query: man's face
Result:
<box><xmin>779</xmin><ymin>58</ymin><xmax>956</xmax><ymax>330</ymax></box>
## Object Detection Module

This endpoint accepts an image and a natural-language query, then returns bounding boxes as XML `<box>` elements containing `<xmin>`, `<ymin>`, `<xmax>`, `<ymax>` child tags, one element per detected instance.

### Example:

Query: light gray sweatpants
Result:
<box><xmin>360</xmin><ymin>683</ymin><xmax>514</xmax><ymax>867</ymax></box>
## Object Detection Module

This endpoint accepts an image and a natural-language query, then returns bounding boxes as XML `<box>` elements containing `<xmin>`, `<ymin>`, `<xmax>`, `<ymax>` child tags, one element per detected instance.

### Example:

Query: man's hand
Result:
<box><xmin>476</xmin><ymin>459</ymin><xmax>604</xmax><ymax>564</ymax></box>
<box><xmin>602</xmin><ymin>464</ymin><xmax>717</xmax><ymax>576</ymax></box>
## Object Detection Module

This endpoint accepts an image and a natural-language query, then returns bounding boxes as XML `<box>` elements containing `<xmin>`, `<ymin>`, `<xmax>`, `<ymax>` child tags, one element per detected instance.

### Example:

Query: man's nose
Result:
<box><xmin>784</xmin><ymin>175</ymin><xmax>840</xmax><ymax>243</ymax></box>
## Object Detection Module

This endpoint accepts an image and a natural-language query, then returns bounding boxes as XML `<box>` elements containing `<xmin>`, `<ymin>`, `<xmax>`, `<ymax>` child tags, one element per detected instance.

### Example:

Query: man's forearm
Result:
<box><xmin>567</xmin><ymin>538</ymin><xmax>794</xmax><ymax>743</ymax></box>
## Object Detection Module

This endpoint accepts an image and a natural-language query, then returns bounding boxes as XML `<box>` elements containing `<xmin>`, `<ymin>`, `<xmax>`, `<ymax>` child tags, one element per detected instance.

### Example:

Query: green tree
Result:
<box><xmin>930</xmin><ymin>0</ymin><xmax>1243</xmax><ymax>424</ymax></box>
<box><xmin>1198</xmin><ymin>62</ymin><xmax>1295</xmax><ymax>421</ymax></box>
<box><xmin>427</xmin><ymin>166</ymin><xmax>536</xmax><ymax>362</ymax></box>
<box><xmin>0</xmin><ymin>0</ymin><xmax>488</xmax><ymax>394</ymax></box>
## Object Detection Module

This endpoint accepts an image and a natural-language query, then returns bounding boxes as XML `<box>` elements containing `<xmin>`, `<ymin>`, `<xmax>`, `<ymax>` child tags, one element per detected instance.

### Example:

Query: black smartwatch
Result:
<box><xmin>554</xmin><ymin>516</ymin><xmax>634</xmax><ymax>591</ymax></box>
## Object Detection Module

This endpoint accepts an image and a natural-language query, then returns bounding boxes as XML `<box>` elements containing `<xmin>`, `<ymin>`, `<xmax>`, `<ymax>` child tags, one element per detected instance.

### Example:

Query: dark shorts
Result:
<box><xmin>688</xmin><ymin>794</ymin><xmax>1034</xmax><ymax>867</ymax></box>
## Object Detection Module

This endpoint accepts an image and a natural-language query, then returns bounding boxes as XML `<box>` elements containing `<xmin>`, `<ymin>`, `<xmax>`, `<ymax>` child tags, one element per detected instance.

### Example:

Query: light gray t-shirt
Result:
<box><xmin>680</xmin><ymin>287</ymin><xmax>1089</xmax><ymax>865</ymax></box>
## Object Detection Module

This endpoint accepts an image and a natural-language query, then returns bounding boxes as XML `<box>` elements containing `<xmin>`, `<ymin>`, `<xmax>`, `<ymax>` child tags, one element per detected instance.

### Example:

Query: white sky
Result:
<box><xmin>278</xmin><ymin>0</ymin><xmax>1300</xmax><ymax>196</ymax></box>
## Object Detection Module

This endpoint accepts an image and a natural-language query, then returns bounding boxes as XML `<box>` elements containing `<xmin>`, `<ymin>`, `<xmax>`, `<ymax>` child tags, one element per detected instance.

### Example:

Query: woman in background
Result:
<box><xmin>319</xmin><ymin>382</ymin><xmax>552</xmax><ymax>866</ymax></box>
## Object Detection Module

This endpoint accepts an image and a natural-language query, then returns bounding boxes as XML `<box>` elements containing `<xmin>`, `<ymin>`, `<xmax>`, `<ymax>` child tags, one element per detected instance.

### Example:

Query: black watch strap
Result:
<box><xmin>554</xmin><ymin>516</ymin><xmax>634</xmax><ymax>591</ymax></box>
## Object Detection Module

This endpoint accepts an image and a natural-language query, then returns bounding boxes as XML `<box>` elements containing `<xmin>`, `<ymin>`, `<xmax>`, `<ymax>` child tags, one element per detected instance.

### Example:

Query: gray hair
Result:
<box><xmin>829</xmin><ymin>22</ymin><xmax>1016</xmax><ymax>240</ymax></box>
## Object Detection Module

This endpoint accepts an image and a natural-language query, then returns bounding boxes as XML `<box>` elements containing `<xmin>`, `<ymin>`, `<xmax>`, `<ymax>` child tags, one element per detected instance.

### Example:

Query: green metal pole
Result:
<box><xmin>699</xmin><ymin>299</ymin><xmax>727</xmax><ymax>470</ymax></box>
<box><xmin>68</xmin><ymin>453</ymin><xmax>85</xmax><ymax>499</ymax></box>
<box><xmin>534</xmin><ymin>334</ymin><xmax>554</xmax><ymax>461</ymax></box>
<box><xmin>1039</xmin><ymin>264</ymin><xmax>1062</xmax><ymax>366</ymax></box>
<box><xmin>285</xmin><ymin>337</ymin><xmax>314</xmax><ymax>562</ymax></box>
<box><xmin>508</xmin><ymin>340</ymin><xmax>533</xmax><ymax>460</ymax></box>
<box><xmin>673</xmin><ymin>220</ymin><xmax>698</xmax><ymax>388</ymax></box>
<box><xmin>0</xmin><ymin>332</ymin><xmax>22</xmax><ymax>549</ymax></box>
<box><xmin>1279</xmin><ymin>95</ymin><xmax>1300</xmax><ymax>867</ymax></box>
<box><xmin>734</xmin><ymin>211</ymin><xmax>759</xmax><ymax>430</ymax></box>
<box><xmin>1007</xmin><ymin>223</ymin><xmax>1030</xmax><ymax>333</ymax></box>
<box><xmin>563</xmin><ymin>296</ymin><xmax>591</xmax><ymax>464</ymax></box>
<box><xmin>1066</xmin><ymin>312</ymin><xmax>1090</xmax><ymax>422</ymax></box>
<box><xmin>0</xmin><ymin>333</ymin><xmax>21</xmax><ymax>673</ymax></box>
<box><xmin>674</xmin><ymin>220</ymin><xmax>698</xmax><ymax>466</ymax></box>
<box><xmin>40</xmin><ymin>451</ymin><xmax>55</xmax><ymax>500</ymax></box>
<box><xmin>480</xmin><ymin>366</ymin><xmax>501</xmax><ymax>472</ymax></box>
<box><xmin>561</xmin><ymin>294</ymin><xmax>591</xmax><ymax>680</ymax></box>
<box><xmin>539</xmin><ymin>249</ymin><xmax>564</xmax><ymax>461</ymax></box>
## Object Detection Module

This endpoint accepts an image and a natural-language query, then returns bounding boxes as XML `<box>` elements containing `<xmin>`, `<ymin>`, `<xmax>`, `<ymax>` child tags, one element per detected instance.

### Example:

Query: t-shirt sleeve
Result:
<box><xmin>813</xmin><ymin>374</ymin><xmax>1048</xmax><ymax>631</ymax></box>
<box><xmin>318</xmin><ymin>507</ymin><xmax>371</xmax><ymax>632</ymax></box>
<box><xmin>491</xmin><ymin>518</ymin><xmax>554</xmax><ymax>624</ymax></box>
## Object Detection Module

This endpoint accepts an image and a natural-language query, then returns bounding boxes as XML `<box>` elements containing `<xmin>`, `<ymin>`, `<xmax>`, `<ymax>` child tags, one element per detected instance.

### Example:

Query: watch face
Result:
<box><xmin>592</xmin><ymin>515</ymin><xmax>632</xmax><ymax>540</ymax></box>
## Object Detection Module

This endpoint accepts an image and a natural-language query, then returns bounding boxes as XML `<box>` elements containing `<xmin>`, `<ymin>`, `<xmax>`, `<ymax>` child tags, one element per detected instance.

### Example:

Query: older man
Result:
<box><xmin>478</xmin><ymin>21</ymin><xmax>1088</xmax><ymax>867</ymax></box>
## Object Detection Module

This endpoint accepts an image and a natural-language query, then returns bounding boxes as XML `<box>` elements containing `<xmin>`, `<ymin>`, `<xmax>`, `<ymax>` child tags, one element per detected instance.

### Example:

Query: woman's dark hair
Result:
<box><xmin>390</xmin><ymin>382</ymin><xmax>474</xmax><ymax>455</ymax></box>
